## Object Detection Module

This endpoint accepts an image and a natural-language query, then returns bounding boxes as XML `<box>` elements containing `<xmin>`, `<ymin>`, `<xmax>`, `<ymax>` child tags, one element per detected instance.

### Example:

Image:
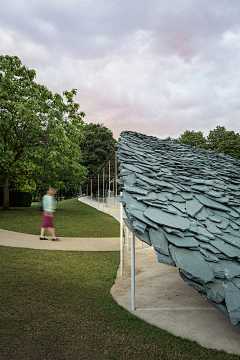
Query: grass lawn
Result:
<box><xmin>0</xmin><ymin>246</ymin><xmax>237</xmax><ymax>360</ymax></box>
<box><xmin>0</xmin><ymin>198</ymin><xmax>119</xmax><ymax>237</ymax></box>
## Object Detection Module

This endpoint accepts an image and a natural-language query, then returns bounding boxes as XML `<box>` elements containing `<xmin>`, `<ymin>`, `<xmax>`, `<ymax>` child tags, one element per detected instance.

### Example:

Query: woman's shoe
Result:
<box><xmin>52</xmin><ymin>238</ymin><xmax>60</xmax><ymax>241</ymax></box>
<box><xmin>39</xmin><ymin>237</ymin><xmax>48</xmax><ymax>240</ymax></box>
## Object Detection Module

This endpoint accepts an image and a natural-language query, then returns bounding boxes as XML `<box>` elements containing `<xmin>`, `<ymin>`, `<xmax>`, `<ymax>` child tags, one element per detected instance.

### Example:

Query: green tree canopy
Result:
<box><xmin>174</xmin><ymin>126</ymin><xmax>240</xmax><ymax>160</ymax></box>
<box><xmin>80</xmin><ymin>123</ymin><xmax>116</xmax><ymax>177</ymax></box>
<box><xmin>177</xmin><ymin>130</ymin><xmax>207</xmax><ymax>147</ymax></box>
<box><xmin>207</xmin><ymin>126</ymin><xmax>240</xmax><ymax>158</ymax></box>
<box><xmin>0</xmin><ymin>55</ymin><xmax>86</xmax><ymax>210</ymax></box>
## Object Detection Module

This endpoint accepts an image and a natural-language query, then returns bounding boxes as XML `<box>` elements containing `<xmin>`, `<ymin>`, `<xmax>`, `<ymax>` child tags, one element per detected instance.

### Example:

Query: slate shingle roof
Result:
<box><xmin>117</xmin><ymin>131</ymin><xmax>240</xmax><ymax>326</ymax></box>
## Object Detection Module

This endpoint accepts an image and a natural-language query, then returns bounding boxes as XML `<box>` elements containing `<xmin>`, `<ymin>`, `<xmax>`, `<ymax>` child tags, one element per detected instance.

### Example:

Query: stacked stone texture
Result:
<box><xmin>117</xmin><ymin>131</ymin><xmax>240</xmax><ymax>326</ymax></box>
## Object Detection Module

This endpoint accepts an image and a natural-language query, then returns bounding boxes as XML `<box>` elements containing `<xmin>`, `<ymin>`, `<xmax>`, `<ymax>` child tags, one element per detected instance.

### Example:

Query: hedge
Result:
<box><xmin>0</xmin><ymin>191</ymin><xmax>32</xmax><ymax>207</ymax></box>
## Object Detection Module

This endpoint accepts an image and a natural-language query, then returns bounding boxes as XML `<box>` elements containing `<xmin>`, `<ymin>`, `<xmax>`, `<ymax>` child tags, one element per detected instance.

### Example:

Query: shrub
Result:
<box><xmin>0</xmin><ymin>191</ymin><xmax>32</xmax><ymax>207</ymax></box>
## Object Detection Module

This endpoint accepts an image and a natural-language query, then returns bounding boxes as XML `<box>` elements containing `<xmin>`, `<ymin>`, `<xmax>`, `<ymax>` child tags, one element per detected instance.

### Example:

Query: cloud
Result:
<box><xmin>0</xmin><ymin>0</ymin><xmax>240</xmax><ymax>139</ymax></box>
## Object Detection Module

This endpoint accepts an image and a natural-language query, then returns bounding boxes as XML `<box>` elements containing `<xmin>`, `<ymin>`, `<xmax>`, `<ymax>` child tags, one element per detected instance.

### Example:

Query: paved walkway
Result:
<box><xmin>1</xmin><ymin>228</ymin><xmax>240</xmax><ymax>355</ymax></box>
<box><xmin>78</xmin><ymin>196</ymin><xmax>121</xmax><ymax>222</ymax></box>
<box><xmin>0</xmin><ymin>229</ymin><xmax>120</xmax><ymax>251</ymax></box>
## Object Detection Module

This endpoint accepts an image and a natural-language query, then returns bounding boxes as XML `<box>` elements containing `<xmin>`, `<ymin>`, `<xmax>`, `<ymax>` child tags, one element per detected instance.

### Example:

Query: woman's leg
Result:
<box><xmin>40</xmin><ymin>227</ymin><xmax>45</xmax><ymax>237</ymax></box>
<box><xmin>49</xmin><ymin>227</ymin><xmax>56</xmax><ymax>238</ymax></box>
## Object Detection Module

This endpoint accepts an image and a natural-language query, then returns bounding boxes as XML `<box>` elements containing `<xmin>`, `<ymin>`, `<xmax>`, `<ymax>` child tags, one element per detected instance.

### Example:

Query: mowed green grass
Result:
<box><xmin>0</xmin><ymin>246</ymin><xmax>237</xmax><ymax>360</ymax></box>
<box><xmin>0</xmin><ymin>198</ymin><xmax>119</xmax><ymax>237</ymax></box>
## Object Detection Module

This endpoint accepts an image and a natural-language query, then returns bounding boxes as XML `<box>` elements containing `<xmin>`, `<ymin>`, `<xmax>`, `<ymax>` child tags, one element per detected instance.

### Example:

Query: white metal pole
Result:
<box><xmin>87</xmin><ymin>183</ymin><xmax>88</xmax><ymax>197</ymax></box>
<box><xmin>98</xmin><ymin>172</ymin><xmax>99</xmax><ymax>210</ymax></box>
<box><xmin>103</xmin><ymin>167</ymin><xmax>104</xmax><ymax>211</ymax></box>
<box><xmin>131</xmin><ymin>232</ymin><xmax>135</xmax><ymax>311</ymax></box>
<box><xmin>109</xmin><ymin>160</ymin><xmax>111</xmax><ymax>214</ymax></box>
<box><xmin>113</xmin><ymin>177</ymin><xmax>114</xmax><ymax>209</ymax></box>
<box><xmin>127</xmin><ymin>227</ymin><xmax>129</xmax><ymax>251</ymax></box>
<box><xmin>115</xmin><ymin>153</ymin><xmax>117</xmax><ymax>218</ymax></box>
<box><xmin>120</xmin><ymin>191</ymin><xmax>123</xmax><ymax>276</ymax></box>
<box><xmin>91</xmin><ymin>178</ymin><xmax>92</xmax><ymax>204</ymax></box>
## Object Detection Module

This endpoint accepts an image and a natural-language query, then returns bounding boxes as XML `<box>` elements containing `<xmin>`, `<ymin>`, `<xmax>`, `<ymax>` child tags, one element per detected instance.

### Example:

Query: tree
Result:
<box><xmin>80</xmin><ymin>123</ymin><xmax>116</xmax><ymax>177</ymax></box>
<box><xmin>177</xmin><ymin>130</ymin><xmax>207</xmax><ymax>148</ymax></box>
<box><xmin>174</xmin><ymin>126</ymin><xmax>240</xmax><ymax>160</ymax></box>
<box><xmin>166</xmin><ymin>136</ymin><xmax>174</xmax><ymax>141</ymax></box>
<box><xmin>0</xmin><ymin>55</ymin><xmax>86</xmax><ymax>210</ymax></box>
<box><xmin>207</xmin><ymin>126</ymin><xmax>240</xmax><ymax>159</ymax></box>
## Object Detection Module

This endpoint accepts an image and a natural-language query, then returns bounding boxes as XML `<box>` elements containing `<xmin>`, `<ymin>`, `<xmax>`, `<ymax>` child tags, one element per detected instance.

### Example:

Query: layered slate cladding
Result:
<box><xmin>117</xmin><ymin>131</ymin><xmax>240</xmax><ymax>326</ymax></box>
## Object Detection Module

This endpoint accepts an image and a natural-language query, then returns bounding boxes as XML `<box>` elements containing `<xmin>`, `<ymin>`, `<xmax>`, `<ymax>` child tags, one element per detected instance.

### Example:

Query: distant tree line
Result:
<box><xmin>167</xmin><ymin>126</ymin><xmax>240</xmax><ymax>159</ymax></box>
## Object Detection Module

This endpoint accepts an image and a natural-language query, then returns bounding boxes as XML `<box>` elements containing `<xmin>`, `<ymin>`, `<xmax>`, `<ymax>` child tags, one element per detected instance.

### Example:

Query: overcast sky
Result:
<box><xmin>0</xmin><ymin>0</ymin><xmax>240</xmax><ymax>139</ymax></box>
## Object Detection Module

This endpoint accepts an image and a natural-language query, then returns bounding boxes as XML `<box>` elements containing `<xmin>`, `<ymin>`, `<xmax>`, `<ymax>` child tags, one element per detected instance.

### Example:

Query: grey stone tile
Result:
<box><xmin>154</xmin><ymin>249</ymin><xmax>176</xmax><ymax>266</ymax></box>
<box><xmin>186</xmin><ymin>198</ymin><xmax>203</xmax><ymax>217</ymax></box>
<box><xmin>144</xmin><ymin>206</ymin><xmax>190</xmax><ymax>230</ymax></box>
<box><xmin>179</xmin><ymin>271</ymin><xmax>206</xmax><ymax>292</ymax></box>
<box><xmin>203</xmin><ymin>280</ymin><xmax>225</xmax><ymax>303</ymax></box>
<box><xmin>149</xmin><ymin>227</ymin><xmax>169</xmax><ymax>255</ymax></box>
<box><xmin>213</xmin><ymin>238</ymin><xmax>240</xmax><ymax>258</ymax></box>
<box><xmin>194</xmin><ymin>193</ymin><xmax>230</xmax><ymax>212</ymax></box>
<box><xmin>169</xmin><ymin>245</ymin><xmax>214</xmax><ymax>283</ymax></box>
<box><xmin>232</xmin><ymin>278</ymin><xmax>240</xmax><ymax>289</ymax></box>
<box><xmin>165</xmin><ymin>233</ymin><xmax>198</xmax><ymax>248</ymax></box>
<box><xmin>123</xmin><ymin>218</ymin><xmax>151</xmax><ymax>246</ymax></box>
<box><xmin>208</xmin><ymin>262</ymin><xmax>225</xmax><ymax>278</ymax></box>
<box><xmin>200</xmin><ymin>249</ymin><xmax>220</xmax><ymax>263</ymax></box>
<box><xmin>223</xmin><ymin>281</ymin><xmax>240</xmax><ymax>325</ymax></box>
<box><xmin>200</xmin><ymin>292</ymin><xmax>230</xmax><ymax>319</ymax></box>
<box><xmin>197</xmin><ymin>240</ymin><xmax>221</xmax><ymax>254</ymax></box>
<box><xmin>217</xmin><ymin>233</ymin><xmax>240</xmax><ymax>249</ymax></box>
<box><xmin>219</xmin><ymin>260</ymin><xmax>240</xmax><ymax>280</ymax></box>
<box><xmin>127</xmin><ymin>208</ymin><xmax>158</xmax><ymax>229</ymax></box>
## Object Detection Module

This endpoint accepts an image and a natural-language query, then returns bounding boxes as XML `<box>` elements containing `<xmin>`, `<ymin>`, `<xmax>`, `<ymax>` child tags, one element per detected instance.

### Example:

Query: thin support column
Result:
<box><xmin>127</xmin><ymin>227</ymin><xmax>129</xmax><ymax>251</ymax></box>
<box><xmin>131</xmin><ymin>232</ymin><xmax>135</xmax><ymax>311</ymax></box>
<box><xmin>98</xmin><ymin>173</ymin><xmax>99</xmax><ymax>210</ymax></box>
<box><xmin>109</xmin><ymin>160</ymin><xmax>111</xmax><ymax>214</ymax></box>
<box><xmin>91</xmin><ymin>178</ymin><xmax>92</xmax><ymax>204</ymax></box>
<box><xmin>120</xmin><ymin>191</ymin><xmax>123</xmax><ymax>276</ymax></box>
<box><xmin>113</xmin><ymin>177</ymin><xmax>114</xmax><ymax>201</ymax></box>
<box><xmin>115</xmin><ymin>153</ymin><xmax>117</xmax><ymax>218</ymax></box>
<box><xmin>103</xmin><ymin>167</ymin><xmax>105</xmax><ymax>211</ymax></box>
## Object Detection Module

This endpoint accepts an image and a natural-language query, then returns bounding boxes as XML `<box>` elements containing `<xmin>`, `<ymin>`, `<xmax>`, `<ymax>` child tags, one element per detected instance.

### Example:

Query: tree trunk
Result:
<box><xmin>3</xmin><ymin>177</ymin><xmax>10</xmax><ymax>210</ymax></box>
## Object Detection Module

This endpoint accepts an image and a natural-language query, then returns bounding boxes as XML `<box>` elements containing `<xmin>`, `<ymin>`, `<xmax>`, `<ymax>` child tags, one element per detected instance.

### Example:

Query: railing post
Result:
<box><xmin>103</xmin><ymin>167</ymin><xmax>104</xmax><ymax>211</ymax></box>
<box><xmin>120</xmin><ymin>191</ymin><xmax>123</xmax><ymax>276</ymax></box>
<box><xmin>131</xmin><ymin>232</ymin><xmax>135</xmax><ymax>310</ymax></box>
<box><xmin>115</xmin><ymin>153</ymin><xmax>117</xmax><ymax>218</ymax></box>
<box><xmin>91</xmin><ymin>178</ymin><xmax>92</xmax><ymax>204</ymax></box>
<box><xmin>98</xmin><ymin>172</ymin><xmax>99</xmax><ymax>210</ymax></box>
<box><xmin>109</xmin><ymin>160</ymin><xmax>111</xmax><ymax>214</ymax></box>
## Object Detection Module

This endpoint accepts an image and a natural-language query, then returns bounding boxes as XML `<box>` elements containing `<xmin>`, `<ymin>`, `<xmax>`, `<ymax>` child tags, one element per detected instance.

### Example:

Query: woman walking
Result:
<box><xmin>40</xmin><ymin>187</ymin><xmax>59</xmax><ymax>241</ymax></box>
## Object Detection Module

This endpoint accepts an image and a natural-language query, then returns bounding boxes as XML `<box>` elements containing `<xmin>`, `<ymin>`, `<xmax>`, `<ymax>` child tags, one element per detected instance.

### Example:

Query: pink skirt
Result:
<box><xmin>41</xmin><ymin>212</ymin><xmax>54</xmax><ymax>228</ymax></box>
